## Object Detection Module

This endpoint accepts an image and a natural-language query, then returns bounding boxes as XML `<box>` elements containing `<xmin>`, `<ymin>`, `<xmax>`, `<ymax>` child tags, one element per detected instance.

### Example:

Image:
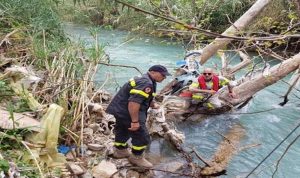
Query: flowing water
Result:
<box><xmin>64</xmin><ymin>23</ymin><xmax>300</xmax><ymax>178</ymax></box>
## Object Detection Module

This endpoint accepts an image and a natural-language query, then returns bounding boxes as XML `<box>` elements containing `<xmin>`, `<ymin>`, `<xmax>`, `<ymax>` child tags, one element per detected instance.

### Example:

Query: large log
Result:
<box><xmin>200</xmin><ymin>124</ymin><xmax>245</xmax><ymax>176</ymax></box>
<box><xmin>199</xmin><ymin>0</ymin><xmax>271</xmax><ymax>65</ymax></box>
<box><xmin>220</xmin><ymin>52</ymin><xmax>300</xmax><ymax>106</ymax></box>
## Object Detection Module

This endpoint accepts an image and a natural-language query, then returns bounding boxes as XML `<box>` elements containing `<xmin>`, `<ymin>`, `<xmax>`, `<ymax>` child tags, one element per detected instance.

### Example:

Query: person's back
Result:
<box><xmin>106</xmin><ymin>74</ymin><xmax>155</xmax><ymax>120</ymax></box>
<box><xmin>105</xmin><ymin>64</ymin><xmax>170</xmax><ymax>168</ymax></box>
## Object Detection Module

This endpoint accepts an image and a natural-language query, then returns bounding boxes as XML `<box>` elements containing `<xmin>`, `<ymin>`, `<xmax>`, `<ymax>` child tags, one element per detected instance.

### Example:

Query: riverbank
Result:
<box><xmin>0</xmin><ymin>0</ymin><xmax>112</xmax><ymax>176</ymax></box>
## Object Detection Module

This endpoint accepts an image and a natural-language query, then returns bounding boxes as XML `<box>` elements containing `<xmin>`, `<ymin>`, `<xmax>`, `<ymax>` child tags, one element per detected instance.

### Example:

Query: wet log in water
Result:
<box><xmin>147</xmin><ymin>106</ymin><xmax>244</xmax><ymax>176</ymax></box>
<box><xmin>200</xmin><ymin>124</ymin><xmax>245</xmax><ymax>176</ymax></box>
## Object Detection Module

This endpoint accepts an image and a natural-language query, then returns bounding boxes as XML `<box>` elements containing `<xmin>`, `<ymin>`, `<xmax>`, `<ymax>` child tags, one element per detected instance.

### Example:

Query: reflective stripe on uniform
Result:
<box><xmin>130</xmin><ymin>89</ymin><xmax>149</xmax><ymax>98</ymax></box>
<box><xmin>190</xmin><ymin>82</ymin><xmax>199</xmax><ymax>88</ymax></box>
<box><xmin>206</xmin><ymin>102</ymin><xmax>214</xmax><ymax>109</ymax></box>
<box><xmin>114</xmin><ymin>142</ymin><xmax>127</xmax><ymax>147</ymax></box>
<box><xmin>129</xmin><ymin>78</ymin><xmax>136</xmax><ymax>87</ymax></box>
<box><xmin>220</xmin><ymin>79</ymin><xmax>229</xmax><ymax>87</ymax></box>
<box><xmin>132</xmin><ymin>145</ymin><xmax>147</xmax><ymax>151</ymax></box>
<box><xmin>152</xmin><ymin>93</ymin><xmax>157</xmax><ymax>97</ymax></box>
<box><xmin>192</xmin><ymin>94</ymin><xmax>204</xmax><ymax>100</ymax></box>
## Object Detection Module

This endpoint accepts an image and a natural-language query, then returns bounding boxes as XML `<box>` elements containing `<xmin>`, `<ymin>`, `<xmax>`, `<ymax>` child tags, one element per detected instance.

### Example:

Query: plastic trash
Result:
<box><xmin>25</xmin><ymin>104</ymin><xmax>66</xmax><ymax>167</ymax></box>
<box><xmin>57</xmin><ymin>145</ymin><xmax>76</xmax><ymax>155</ymax></box>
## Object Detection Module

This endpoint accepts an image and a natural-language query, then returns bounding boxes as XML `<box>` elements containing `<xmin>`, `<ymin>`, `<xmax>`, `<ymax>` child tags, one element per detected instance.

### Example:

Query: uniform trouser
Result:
<box><xmin>114</xmin><ymin>113</ymin><xmax>150</xmax><ymax>155</ymax></box>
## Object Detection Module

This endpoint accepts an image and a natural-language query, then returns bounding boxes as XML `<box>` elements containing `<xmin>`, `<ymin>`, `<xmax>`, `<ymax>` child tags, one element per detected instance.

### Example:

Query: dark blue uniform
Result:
<box><xmin>106</xmin><ymin>73</ymin><xmax>156</xmax><ymax>155</ymax></box>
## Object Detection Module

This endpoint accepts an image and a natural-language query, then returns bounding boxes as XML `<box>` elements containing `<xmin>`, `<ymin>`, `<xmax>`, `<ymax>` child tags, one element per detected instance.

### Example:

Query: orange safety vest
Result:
<box><xmin>198</xmin><ymin>75</ymin><xmax>219</xmax><ymax>91</ymax></box>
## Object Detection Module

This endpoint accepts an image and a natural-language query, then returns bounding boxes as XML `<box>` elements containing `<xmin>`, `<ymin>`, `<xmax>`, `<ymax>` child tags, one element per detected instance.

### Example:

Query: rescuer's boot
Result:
<box><xmin>128</xmin><ymin>154</ymin><xmax>153</xmax><ymax>168</ymax></box>
<box><xmin>113</xmin><ymin>148</ymin><xmax>130</xmax><ymax>159</ymax></box>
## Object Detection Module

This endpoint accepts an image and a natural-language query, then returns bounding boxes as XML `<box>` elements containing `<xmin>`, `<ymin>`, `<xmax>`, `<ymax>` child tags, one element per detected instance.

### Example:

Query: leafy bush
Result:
<box><xmin>0</xmin><ymin>80</ymin><xmax>13</xmax><ymax>102</ymax></box>
<box><xmin>0</xmin><ymin>0</ymin><xmax>65</xmax><ymax>40</ymax></box>
<box><xmin>0</xmin><ymin>159</ymin><xmax>9</xmax><ymax>174</ymax></box>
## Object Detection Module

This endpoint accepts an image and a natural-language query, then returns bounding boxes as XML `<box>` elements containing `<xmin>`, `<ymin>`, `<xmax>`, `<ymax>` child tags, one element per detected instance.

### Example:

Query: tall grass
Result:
<box><xmin>1</xmin><ymin>0</ymin><xmax>108</xmax><ymax>147</ymax></box>
<box><xmin>0</xmin><ymin>0</ymin><xmax>66</xmax><ymax>62</ymax></box>
<box><xmin>0</xmin><ymin>0</ymin><xmax>65</xmax><ymax>39</ymax></box>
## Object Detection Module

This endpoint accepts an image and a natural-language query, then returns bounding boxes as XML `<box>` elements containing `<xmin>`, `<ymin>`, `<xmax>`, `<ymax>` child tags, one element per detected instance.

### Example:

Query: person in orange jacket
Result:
<box><xmin>189</xmin><ymin>68</ymin><xmax>235</xmax><ymax>108</ymax></box>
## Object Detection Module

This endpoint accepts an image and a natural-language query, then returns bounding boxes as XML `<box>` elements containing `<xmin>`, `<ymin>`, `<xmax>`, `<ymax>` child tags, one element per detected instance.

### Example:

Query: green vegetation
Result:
<box><xmin>0</xmin><ymin>129</ymin><xmax>37</xmax><ymax>177</ymax></box>
<box><xmin>57</xmin><ymin>0</ymin><xmax>297</xmax><ymax>34</ymax></box>
<box><xmin>0</xmin><ymin>159</ymin><xmax>9</xmax><ymax>173</ymax></box>
<box><xmin>1</xmin><ymin>0</ymin><xmax>106</xmax><ymax>175</ymax></box>
<box><xmin>0</xmin><ymin>80</ymin><xmax>14</xmax><ymax>102</ymax></box>
<box><xmin>54</xmin><ymin>0</ymin><xmax>299</xmax><ymax>49</ymax></box>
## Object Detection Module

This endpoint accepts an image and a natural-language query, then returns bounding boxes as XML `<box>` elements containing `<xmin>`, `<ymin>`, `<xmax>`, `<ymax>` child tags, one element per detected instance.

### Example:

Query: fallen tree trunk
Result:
<box><xmin>219</xmin><ymin>52</ymin><xmax>300</xmax><ymax>106</ymax></box>
<box><xmin>199</xmin><ymin>0</ymin><xmax>271</xmax><ymax>65</ymax></box>
<box><xmin>200</xmin><ymin>124</ymin><xmax>245</xmax><ymax>176</ymax></box>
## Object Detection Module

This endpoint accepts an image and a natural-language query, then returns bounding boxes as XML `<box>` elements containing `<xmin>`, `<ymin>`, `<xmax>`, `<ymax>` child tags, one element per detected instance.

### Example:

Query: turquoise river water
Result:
<box><xmin>64</xmin><ymin>23</ymin><xmax>300</xmax><ymax>178</ymax></box>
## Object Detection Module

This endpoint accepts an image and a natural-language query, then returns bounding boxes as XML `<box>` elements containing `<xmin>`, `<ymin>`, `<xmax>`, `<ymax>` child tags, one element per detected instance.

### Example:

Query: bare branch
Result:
<box><xmin>229</xmin><ymin>51</ymin><xmax>253</xmax><ymax>75</ymax></box>
<box><xmin>0</xmin><ymin>29</ymin><xmax>19</xmax><ymax>47</ymax></box>
<box><xmin>279</xmin><ymin>68</ymin><xmax>300</xmax><ymax>106</ymax></box>
<box><xmin>200</xmin><ymin>0</ymin><xmax>272</xmax><ymax>64</ymax></box>
<box><xmin>190</xmin><ymin>147</ymin><xmax>212</xmax><ymax>167</ymax></box>
<box><xmin>221</xmin><ymin>53</ymin><xmax>300</xmax><ymax>106</ymax></box>
<box><xmin>272</xmin><ymin>134</ymin><xmax>300</xmax><ymax>178</ymax></box>
<box><xmin>239</xmin><ymin>143</ymin><xmax>261</xmax><ymax>152</ymax></box>
<box><xmin>98</xmin><ymin>62</ymin><xmax>142</xmax><ymax>74</ymax></box>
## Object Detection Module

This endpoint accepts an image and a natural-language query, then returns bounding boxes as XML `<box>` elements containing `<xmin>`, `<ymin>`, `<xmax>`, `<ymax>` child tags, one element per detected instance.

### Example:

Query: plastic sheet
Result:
<box><xmin>25</xmin><ymin>104</ymin><xmax>66</xmax><ymax>167</ymax></box>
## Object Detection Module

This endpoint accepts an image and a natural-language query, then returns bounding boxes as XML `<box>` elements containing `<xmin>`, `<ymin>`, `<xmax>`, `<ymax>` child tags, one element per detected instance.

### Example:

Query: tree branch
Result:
<box><xmin>115</xmin><ymin>0</ymin><xmax>300</xmax><ymax>42</ymax></box>
<box><xmin>272</xmin><ymin>134</ymin><xmax>300</xmax><ymax>178</ymax></box>
<box><xmin>279</xmin><ymin>67</ymin><xmax>300</xmax><ymax>106</ymax></box>
<box><xmin>98</xmin><ymin>62</ymin><xmax>142</xmax><ymax>74</ymax></box>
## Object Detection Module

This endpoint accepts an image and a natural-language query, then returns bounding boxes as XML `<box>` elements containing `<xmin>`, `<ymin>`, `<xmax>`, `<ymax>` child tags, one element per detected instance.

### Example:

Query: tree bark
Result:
<box><xmin>219</xmin><ymin>52</ymin><xmax>300</xmax><ymax>106</ymax></box>
<box><xmin>199</xmin><ymin>0</ymin><xmax>271</xmax><ymax>65</ymax></box>
<box><xmin>200</xmin><ymin>124</ymin><xmax>245</xmax><ymax>176</ymax></box>
<box><xmin>229</xmin><ymin>51</ymin><xmax>253</xmax><ymax>74</ymax></box>
<box><xmin>220</xmin><ymin>51</ymin><xmax>253</xmax><ymax>79</ymax></box>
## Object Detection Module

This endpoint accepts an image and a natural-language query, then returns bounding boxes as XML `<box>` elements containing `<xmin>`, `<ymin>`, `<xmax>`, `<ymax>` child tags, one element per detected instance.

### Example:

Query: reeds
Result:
<box><xmin>1</xmin><ymin>0</ymin><xmax>109</xmax><ymax>176</ymax></box>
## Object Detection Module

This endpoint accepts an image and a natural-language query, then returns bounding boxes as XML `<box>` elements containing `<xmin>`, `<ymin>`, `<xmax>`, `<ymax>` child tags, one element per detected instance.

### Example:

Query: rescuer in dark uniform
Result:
<box><xmin>106</xmin><ymin>65</ymin><xmax>170</xmax><ymax>168</ymax></box>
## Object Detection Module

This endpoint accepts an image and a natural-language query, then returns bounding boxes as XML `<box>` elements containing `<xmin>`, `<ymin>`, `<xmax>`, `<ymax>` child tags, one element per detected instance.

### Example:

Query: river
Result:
<box><xmin>64</xmin><ymin>22</ymin><xmax>300</xmax><ymax>178</ymax></box>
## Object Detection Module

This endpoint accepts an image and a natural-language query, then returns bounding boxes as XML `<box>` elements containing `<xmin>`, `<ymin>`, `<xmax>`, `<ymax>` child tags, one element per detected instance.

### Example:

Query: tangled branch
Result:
<box><xmin>115</xmin><ymin>0</ymin><xmax>300</xmax><ymax>41</ymax></box>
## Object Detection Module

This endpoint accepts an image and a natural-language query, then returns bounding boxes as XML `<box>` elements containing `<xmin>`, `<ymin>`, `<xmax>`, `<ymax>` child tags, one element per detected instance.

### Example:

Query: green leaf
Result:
<box><xmin>0</xmin><ymin>159</ymin><xmax>9</xmax><ymax>173</ymax></box>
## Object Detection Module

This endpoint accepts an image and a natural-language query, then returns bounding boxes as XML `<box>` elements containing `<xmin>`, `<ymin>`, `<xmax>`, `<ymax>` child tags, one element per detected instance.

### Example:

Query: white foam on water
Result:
<box><xmin>266</xmin><ymin>114</ymin><xmax>281</xmax><ymax>123</ymax></box>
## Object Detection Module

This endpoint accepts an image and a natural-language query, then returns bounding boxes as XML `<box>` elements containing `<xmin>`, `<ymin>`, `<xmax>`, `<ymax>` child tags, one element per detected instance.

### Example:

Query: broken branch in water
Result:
<box><xmin>190</xmin><ymin>147</ymin><xmax>212</xmax><ymax>167</ymax></box>
<box><xmin>161</xmin><ymin>123</ymin><xmax>193</xmax><ymax>162</ymax></box>
<box><xmin>98</xmin><ymin>62</ymin><xmax>142</xmax><ymax>75</ymax></box>
<box><xmin>272</xmin><ymin>134</ymin><xmax>300</xmax><ymax>178</ymax></box>
<box><xmin>239</xmin><ymin>143</ymin><xmax>261</xmax><ymax>152</ymax></box>
<box><xmin>279</xmin><ymin>67</ymin><xmax>300</xmax><ymax>106</ymax></box>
